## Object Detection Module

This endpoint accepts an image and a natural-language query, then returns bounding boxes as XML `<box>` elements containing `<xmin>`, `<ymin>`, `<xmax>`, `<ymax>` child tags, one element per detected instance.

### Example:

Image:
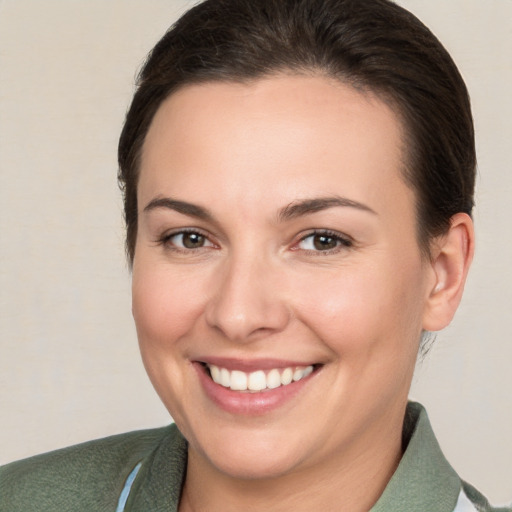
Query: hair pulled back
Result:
<box><xmin>118</xmin><ymin>0</ymin><xmax>475</xmax><ymax>264</ymax></box>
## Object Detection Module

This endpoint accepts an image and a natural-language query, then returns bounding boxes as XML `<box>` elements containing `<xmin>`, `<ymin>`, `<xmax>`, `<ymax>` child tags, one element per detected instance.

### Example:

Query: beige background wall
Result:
<box><xmin>0</xmin><ymin>0</ymin><xmax>510</xmax><ymax>504</ymax></box>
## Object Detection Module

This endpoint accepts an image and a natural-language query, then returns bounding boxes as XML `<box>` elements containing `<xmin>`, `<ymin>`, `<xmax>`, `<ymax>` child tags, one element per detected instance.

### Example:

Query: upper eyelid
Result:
<box><xmin>160</xmin><ymin>227</ymin><xmax>211</xmax><ymax>240</ymax></box>
<box><xmin>156</xmin><ymin>228</ymin><xmax>216</xmax><ymax>249</ymax></box>
<box><xmin>297</xmin><ymin>229</ymin><xmax>353</xmax><ymax>243</ymax></box>
<box><xmin>158</xmin><ymin>229</ymin><xmax>218</xmax><ymax>254</ymax></box>
<box><xmin>289</xmin><ymin>230</ymin><xmax>354</xmax><ymax>254</ymax></box>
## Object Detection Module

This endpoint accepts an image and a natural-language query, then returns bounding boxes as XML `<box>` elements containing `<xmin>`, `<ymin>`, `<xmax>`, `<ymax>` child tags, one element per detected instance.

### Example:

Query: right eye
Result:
<box><xmin>162</xmin><ymin>230</ymin><xmax>215</xmax><ymax>250</ymax></box>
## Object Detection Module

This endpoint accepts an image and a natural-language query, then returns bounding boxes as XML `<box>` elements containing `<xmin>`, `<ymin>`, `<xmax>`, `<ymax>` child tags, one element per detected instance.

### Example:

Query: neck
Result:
<box><xmin>179</xmin><ymin>404</ymin><xmax>406</xmax><ymax>512</ymax></box>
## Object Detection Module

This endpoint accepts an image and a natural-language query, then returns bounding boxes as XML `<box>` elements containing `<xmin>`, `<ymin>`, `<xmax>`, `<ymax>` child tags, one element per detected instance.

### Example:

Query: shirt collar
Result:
<box><xmin>126</xmin><ymin>401</ymin><xmax>461</xmax><ymax>511</ymax></box>
<box><xmin>371</xmin><ymin>401</ymin><xmax>461</xmax><ymax>512</ymax></box>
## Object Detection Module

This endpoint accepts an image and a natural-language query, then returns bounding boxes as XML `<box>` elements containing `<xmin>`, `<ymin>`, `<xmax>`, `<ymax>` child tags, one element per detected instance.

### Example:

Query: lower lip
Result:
<box><xmin>194</xmin><ymin>363</ymin><xmax>316</xmax><ymax>416</ymax></box>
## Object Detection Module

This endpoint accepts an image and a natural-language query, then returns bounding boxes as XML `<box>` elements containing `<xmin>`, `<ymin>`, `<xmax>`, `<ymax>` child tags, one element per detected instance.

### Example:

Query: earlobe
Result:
<box><xmin>422</xmin><ymin>213</ymin><xmax>475</xmax><ymax>332</ymax></box>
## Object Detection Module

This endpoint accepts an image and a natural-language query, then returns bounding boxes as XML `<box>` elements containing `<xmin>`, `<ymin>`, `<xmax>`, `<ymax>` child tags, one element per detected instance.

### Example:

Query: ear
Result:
<box><xmin>422</xmin><ymin>213</ymin><xmax>475</xmax><ymax>332</ymax></box>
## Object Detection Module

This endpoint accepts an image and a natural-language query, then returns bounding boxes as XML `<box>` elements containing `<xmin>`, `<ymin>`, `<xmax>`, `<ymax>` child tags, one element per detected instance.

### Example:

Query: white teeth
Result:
<box><xmin>293</xmin><ymin>368</ymin><xmax>305</xmax><ymax>381</ymax></box>
<box><xmin>230</xmin><ymin>370</ymin><xmax>247</xmax><ymax>391</ymax></box>
<box><xmin>281</xmin><ymin>367</ymin><xmax>293</xmax><ymax>385</ymax></box>
<box><xmin>220</xmin><ymin>367</ymin><xmax>230</xmax><ymax>387</ymax></box>
<box><xmin>207</xmin><ymin>364</ymin><xmax>314</xmax><ymax>392</ymax></box>
<box><xmin>267</xmin><ymin>369</ymin><xmax>281</xmax><ymax>389</ymax></box>
<box><xmin>248</xmin><ymin>370</ymin><xmax>266</xmax><ymax>391</ymax></box>
<box><xmin>210</xmin><ymin>365</ymin><xmax>220</xmax><ymax>383</ymax></box>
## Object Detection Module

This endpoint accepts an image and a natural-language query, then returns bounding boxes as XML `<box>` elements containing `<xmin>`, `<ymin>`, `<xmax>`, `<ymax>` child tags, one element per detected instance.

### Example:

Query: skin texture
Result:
<box><xmin>132</xmin><ymin>75</ymin><xmax>474</xmax><ymax>511</ymax></box>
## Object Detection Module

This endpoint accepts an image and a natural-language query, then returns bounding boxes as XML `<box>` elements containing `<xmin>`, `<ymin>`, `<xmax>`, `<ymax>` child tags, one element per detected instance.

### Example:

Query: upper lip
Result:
<box><xmin>196</xmin><ymin>357</ymin><xmax>320</xmax><ymax>372</ymax></box>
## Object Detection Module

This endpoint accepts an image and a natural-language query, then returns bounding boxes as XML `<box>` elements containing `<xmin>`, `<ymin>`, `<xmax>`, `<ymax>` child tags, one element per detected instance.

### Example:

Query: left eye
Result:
<box><xmin>297</xmin><ymin>232</ymin><xmax>351</xmax><ymax>251</ymax></box>
<box><xmin>167</xmin><ymin>231</ymin><xmax>214</xmax><ymax>249</ymax></box>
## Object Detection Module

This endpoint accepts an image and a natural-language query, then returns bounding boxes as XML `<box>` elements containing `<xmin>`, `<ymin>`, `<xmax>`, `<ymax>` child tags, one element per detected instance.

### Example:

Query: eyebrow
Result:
<box><xmin>143</xmin><ymin>197</ymin><xmax>213</xmax><ymax>221</ymax></box>
<box><xmin>143</xmin><ymin>195</ymin><xmax>377</xmax><ymax>222</ymax></box>
<box><xmin>277</xmin><ymin>196</ymin><xmax>377</xmax><ymax>222</ymax></box>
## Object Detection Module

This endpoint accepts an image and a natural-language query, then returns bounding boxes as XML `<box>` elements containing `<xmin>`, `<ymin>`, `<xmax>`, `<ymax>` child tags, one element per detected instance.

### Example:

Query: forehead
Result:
<box><xmin>138</xmin><ymin>75</ymin><xmax>411</xmax><ymax>220</ymax></box>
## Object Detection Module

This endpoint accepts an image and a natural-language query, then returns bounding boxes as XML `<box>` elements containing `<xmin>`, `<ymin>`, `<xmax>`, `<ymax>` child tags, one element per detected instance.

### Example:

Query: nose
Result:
<box><xmin>204</xmin><ymin>253</ymin><xmax>291</xmax><ymax>343</ymax></box>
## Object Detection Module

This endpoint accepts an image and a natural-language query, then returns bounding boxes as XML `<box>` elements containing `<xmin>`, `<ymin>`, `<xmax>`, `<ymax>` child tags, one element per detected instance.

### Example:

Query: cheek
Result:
<box><xmin>131</xmin><ymin>263</ymin><xmax>210</xmax><ymax>423</ymax></box>
<box><xmin>291</xmin><ymin>258</ymin><xmax>426</xmax><ymax>354</ymax></box>
<box><xmin>131</xmin><ymin>265</ymin><xmax>206</xmax><ymax>352</ymax></box>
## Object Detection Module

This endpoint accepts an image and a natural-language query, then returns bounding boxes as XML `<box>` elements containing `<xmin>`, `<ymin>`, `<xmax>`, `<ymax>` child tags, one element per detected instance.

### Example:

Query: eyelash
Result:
<box><xmin>157</xmin><ymin>228</ymin><xmax>215</xmax><ymax>253</ymax></box>
<box><xmin>293</xmin><ymin>230</ymin><xmax>353</xmax><ymax>255</ymax></box>
<box><xmin>157</xmin><ymin>229</ymin><xmax>353</xmax><ymax>254</ymax></box>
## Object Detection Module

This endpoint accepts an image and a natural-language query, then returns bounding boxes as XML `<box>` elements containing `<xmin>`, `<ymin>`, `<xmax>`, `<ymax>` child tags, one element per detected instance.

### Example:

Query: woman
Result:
<box><xmin>1</xmin><ymin>0</ymin><xmax>509</xmax><ymax>511</ymax></box>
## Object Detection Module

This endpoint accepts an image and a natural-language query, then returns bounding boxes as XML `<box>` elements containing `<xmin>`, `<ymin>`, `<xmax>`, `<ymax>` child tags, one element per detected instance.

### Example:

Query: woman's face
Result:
<box><xmin>132</xmin><ymin>75</ymin><xmax>436</xmax><ymax>479</ymax></box>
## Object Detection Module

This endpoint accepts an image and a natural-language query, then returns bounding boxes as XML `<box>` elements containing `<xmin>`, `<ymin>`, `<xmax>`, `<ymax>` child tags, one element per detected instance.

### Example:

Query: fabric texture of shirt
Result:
<box><xmin>1</xmin><ymin>402</ymin><xmax>509</xmax><ymax>511</ymax></box>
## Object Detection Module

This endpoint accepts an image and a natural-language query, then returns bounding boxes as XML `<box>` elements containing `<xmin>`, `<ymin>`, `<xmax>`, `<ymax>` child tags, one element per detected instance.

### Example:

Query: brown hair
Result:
<box><xmin>118</xmin><ymin>0</ymin><xmax>475</xmax><ymax>265</ymax></box>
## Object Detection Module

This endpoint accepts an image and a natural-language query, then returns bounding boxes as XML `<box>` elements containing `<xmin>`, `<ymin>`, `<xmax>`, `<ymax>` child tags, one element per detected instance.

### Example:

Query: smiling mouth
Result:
<box><xmin>202</xmin><ymin>363</ymin><xmax>317</xmax><ymax>392</ymax></box>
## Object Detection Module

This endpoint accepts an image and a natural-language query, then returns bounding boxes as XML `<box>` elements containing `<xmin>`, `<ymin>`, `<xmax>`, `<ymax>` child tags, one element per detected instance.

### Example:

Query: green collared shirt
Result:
<box><xmin>1</xmin><ymin>402</ymin><xmax>509</xmax><ymax>511</ymax></box>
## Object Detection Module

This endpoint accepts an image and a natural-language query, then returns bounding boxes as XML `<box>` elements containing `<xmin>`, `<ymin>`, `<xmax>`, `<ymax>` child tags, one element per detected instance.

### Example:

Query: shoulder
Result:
<box><xmin>461</xmin><ymin>481</ymin><xmax>512</xmax><ymax>512</ymax></box>
<box><xmin>0</xmin><ymin>424</ymin><xmax>178</xmax><ymax>512</ymax></box>
<box><xmin>372</xmin><ymin>402</ymin><xmax>510</xmax><ymax>512</ymax></box>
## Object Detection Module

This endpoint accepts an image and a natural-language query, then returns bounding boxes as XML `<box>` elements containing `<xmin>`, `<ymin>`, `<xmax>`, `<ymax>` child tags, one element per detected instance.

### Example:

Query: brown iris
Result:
<box><xmin>313</xmin><ymin>234</ymin><xmax>339</xmax><ymax>251</ymax></box>
<box><xmin>182</xmin><ymin>232</ymin><xmax>206</xmax><ymax>249</ymax></box>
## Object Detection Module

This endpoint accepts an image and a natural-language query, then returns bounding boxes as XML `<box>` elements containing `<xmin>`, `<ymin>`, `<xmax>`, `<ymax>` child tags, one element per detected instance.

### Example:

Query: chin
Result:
<box><xmin>186</xmin><ymin>422</ymin><xmax>309</xmax><ymax>480</ymax></box>
<box><xmin>207</xmin><ymin>447</ymin><xmax>304</xmax><ymax>481</ymax></box>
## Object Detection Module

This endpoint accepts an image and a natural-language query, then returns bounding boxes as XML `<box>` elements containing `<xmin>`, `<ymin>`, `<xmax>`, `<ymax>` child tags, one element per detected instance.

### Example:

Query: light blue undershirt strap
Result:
<box><xmin>115</xmin><ymin>461</ymin><xmax>142</xmax><ymax>512</ymax></box>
